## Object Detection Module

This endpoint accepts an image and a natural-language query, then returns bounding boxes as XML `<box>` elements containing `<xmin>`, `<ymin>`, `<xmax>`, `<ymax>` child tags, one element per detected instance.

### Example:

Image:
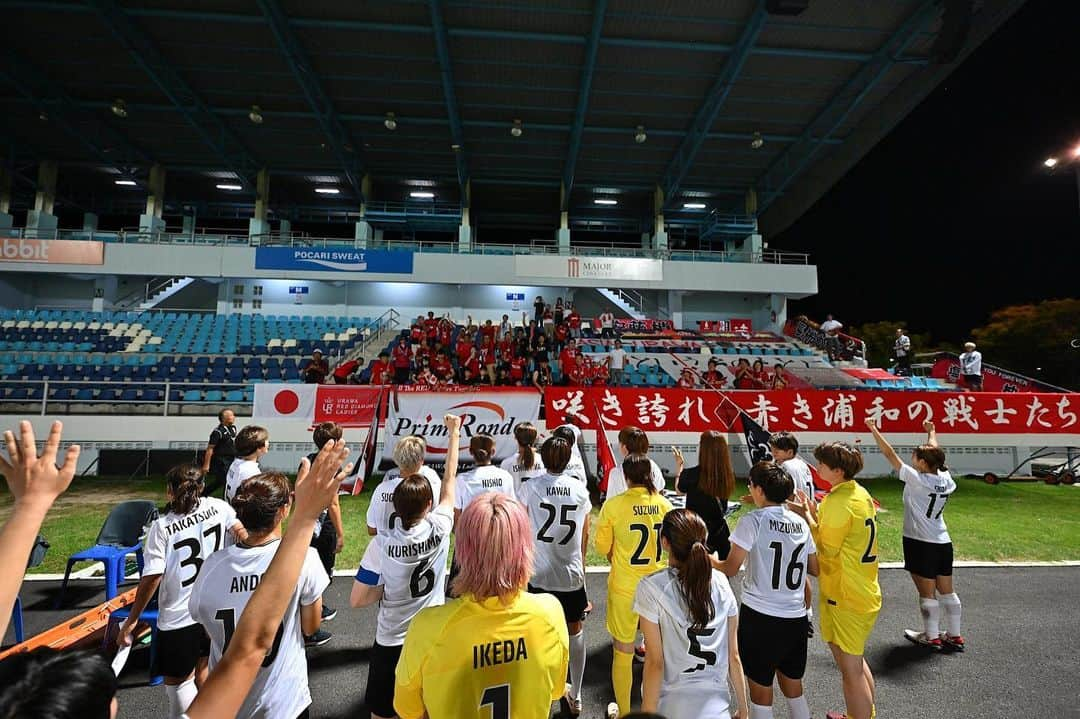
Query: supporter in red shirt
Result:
<box><xmin>558</xmin><ymin>339</ymin><xmax>578</xmax><ymax>380</ymax></box>
<box><xmin>731</xmin><ymin>358</ymin><xmax>755</xmax><ymax>389</ymax></box>
<box><xmin>391</xmin><ymin>337</ymin><xmax>413</xmax><ymax>384</ymax></box>
<box><xmin>409</xmin><ymin>317</ymin><xmax>424</xmax><ymax>345</ymax></box>
<box><xmin>498</xmin><ymin>334</ymin><xmax>515</xmax><ymax>363</ymax></box>
<box><xmin>553</xmin><ymin>322</ymin><xmax>569</xmax><ymax>352</ymax></box>
<box><xmin>751</xmin><ymin>358</ymin><xmax>769</xmax><ymax>389</ymax></box>
<box><xmin>433</xmin><ymin>350</ymin><xmax>454</xmax><ymax>381</ymax></box>
<box><xmin>509</xmin><ymin>354</ymin><xmax>528</xmax><ymax>385</ymax></box>
<box><xmin>567</xmin><ymin>357</ymin><xmax>586</xmax><ymax>387</ymax></box>
<box><xmin>480</xmin><ymin>319</ymin><xmax>498</xmax><ymax>344</ymax></box>
<box><xmin>463</xmin><ymin>347</ymin><xmax>482</xmax><ymax>380</ymax></box>
<box><xmin>414</xmin><ymin>342</ymin><xmax>434</xmax><ymax>366</ymax></box>
<box><xmin>566</xmin><ymin>304</ymin><xmax>582</xmax><ymax>339</ymax></box>
<box><xmin>771</xmin><ymin>362</ymin><xmax>788</xmax><ymax>390</ymax></box>
<box><xmin>592</xmin><ymin>359</ymin><xmax>610</xmax><ymax>387</ymax></box>
<box><xmin>478</xmin><ymin>335</ymin><xmax>497</xmax><ymax>382</ymax></box>
<box><xmin>437</xmin><ymin>317</ymin><xmax>454</xmax><ymax>347</ymax></box>
<box><xmin>415</xmin><ymin>358</ymin><xmax>438</xmax><ymax>387</ymax></box>
<box><xmin>368</xmin><ymin>352</ymin><xmax>392</xmax><ymax>385</ymax></box>
<box><xmin>332</xmin><ymin>358</ymin><xmax>359</xmax><ymax>385</ymax></box>
<box><xmin>423</xmin><ymin>311</ymin><xmax>439</xmax><ymax>345</ymax></box>
<box><xmin>455</xmin><ymin>333</ymin><xmax>474</xmax><ymax>367</ymax></box>
<box><xmin>701</xmin><ymin>358</ymin><xmax>727</xmax><ymax>389</ymax></box>
<box><xmin>676</xmin><ymin>368</ymin><xmax>697</xmax><ymax>389</ymax></box>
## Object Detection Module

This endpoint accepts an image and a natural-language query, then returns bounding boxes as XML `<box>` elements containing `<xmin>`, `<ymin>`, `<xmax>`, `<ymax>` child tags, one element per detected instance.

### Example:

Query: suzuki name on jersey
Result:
<box><xmin>768</xmin><ymin>518</ymin><xmax>803</xmax><ymax>535</ymax></box>
<box><xmin>633</xmin><ymin>505</ymin><xmax>661</xmax><ymax>516</ymax></box>
<box><xmin>473</xmin><ymin>637</ymin><xmax>528</xmax><ymax>669</ymax></box>
<box><xmin>386</xmin><ymin>533</ymin><xmax>445</xmax><ymax>559</ymax></box>
<box><xmin>163</xmin><ymin>505</ymin><xmax>222</xmax><ymax>537</ymax></box>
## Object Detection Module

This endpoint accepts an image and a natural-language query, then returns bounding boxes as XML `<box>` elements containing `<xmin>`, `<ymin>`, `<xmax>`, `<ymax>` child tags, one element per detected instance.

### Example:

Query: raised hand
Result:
<box><xmin>923</xmin><ymin>420</ymin><xmax>935</xmax><ymax>433</ymax></box>
<box><xmin>0</xmin><ymin>420</ymin><xmax>80</xmax><ymax>511</ymax></box>
<box><xmin>671</xmin><ymin>446</ymin><xmax>684</xmax><ymax>470</ymax></box>
<box><xmin>444</xmin><ymin>413</ymin><xmax>462</xmax><ymax>432</ymax></box>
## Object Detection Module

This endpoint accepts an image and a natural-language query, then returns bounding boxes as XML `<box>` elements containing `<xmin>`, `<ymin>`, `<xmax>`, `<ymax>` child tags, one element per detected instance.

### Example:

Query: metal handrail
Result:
<box><xmin>4</xmin><ymin>227</ymin><xmax>811</xmax><ymax>264</ymax></box>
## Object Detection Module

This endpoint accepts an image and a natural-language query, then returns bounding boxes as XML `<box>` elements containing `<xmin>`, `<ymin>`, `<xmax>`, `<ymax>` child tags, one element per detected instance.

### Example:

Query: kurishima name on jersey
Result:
<box><xmin>473</xmin><ymin>637</ymin><xmax>528</xmax><ymax>669</ymax></box>
<box><xmin>386</xmin><ymin>532</ymin><xmax>446</xmax><ymax>559</ymax></box>
<box><xmin>161</xmin><ymin>504</ymin><xmax>223</xmax><ymax>537</ymax></box>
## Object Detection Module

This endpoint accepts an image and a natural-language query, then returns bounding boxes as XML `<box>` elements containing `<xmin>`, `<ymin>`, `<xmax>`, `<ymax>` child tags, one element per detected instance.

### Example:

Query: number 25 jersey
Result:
<box><xmin>141</xmin><ymin>496</ymin><xmax>238</xmax><ymax>631</ymax></box>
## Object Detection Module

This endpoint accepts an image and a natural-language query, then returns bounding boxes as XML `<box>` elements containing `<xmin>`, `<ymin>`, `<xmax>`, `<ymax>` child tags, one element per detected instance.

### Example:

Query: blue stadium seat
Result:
<box><xmin>182</xmin><ymin>390</ymin><xmax>203</xmax><ymax>402</ymax></box>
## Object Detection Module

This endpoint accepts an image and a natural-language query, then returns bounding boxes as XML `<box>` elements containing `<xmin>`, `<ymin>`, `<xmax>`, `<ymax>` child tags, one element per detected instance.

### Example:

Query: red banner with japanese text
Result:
<box><xmin>929</xmin><ymin>355</ymin><xmax>1066</xmax><ymax>394</ymax></box>
<box><xmin>545</xmin><ymin>387</ymin><xmax>1080</xmax><ymax>435</ymax></box>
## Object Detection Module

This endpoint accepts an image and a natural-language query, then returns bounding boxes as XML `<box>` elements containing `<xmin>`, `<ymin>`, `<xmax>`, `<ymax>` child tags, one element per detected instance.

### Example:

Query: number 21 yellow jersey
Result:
<box><xmin>814</xmin><ymin>480</ymin><xmax>881</xmax><ymax>614</ymax></box>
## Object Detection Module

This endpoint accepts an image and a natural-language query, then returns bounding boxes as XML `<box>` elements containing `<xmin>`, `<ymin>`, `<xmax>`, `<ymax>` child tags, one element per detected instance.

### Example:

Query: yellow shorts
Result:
<box><xmin>820</xmin><ymin>601</ymin><xmax>879</xmax><ymax>656</ymax></box>
<box><xmin>606</xmin><ymin>587</ymin><xmax>639</xmax><ymax>644</ymax></box>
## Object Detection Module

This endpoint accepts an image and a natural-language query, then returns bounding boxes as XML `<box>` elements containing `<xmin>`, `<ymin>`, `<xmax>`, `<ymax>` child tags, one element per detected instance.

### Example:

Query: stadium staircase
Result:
<box><xmin>595</xmin><ymin>288</ymin><xmax>647</xmax><ymax>321</ymax></box>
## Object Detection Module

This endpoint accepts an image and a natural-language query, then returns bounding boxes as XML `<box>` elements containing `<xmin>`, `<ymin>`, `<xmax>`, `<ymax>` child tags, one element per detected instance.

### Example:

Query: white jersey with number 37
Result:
<box><xmin>730</xmin><ymin>505</ymin><xmax>816</xmax><ymax>619</ymax></box>
<box><xmin>518</xmin><ymin>472</ymin><xmax>592</xmax><ymax>592</ymax></box>
<box><xmin>899</xmin><ymin>464</ymin><xmax>956</xmax><ymax>544</ymax></box>
<box><xmin>633</xmin><ymin>568</ymin><xmax>738</xmax><ymax>719</ymax></box>
<box><xmin>356</xmin><ymin>506</ymin><xmax>453</xmax><ymax>646</ymax></box>
<box><xmin>141</xmin><ymin>497</ymin><xmax>237</xmax><ymax>631</ymax></box>
<box><xmin>189</xmin><ymin>541</ymin><xmax>329</xmax><ymax>719</ymax></box>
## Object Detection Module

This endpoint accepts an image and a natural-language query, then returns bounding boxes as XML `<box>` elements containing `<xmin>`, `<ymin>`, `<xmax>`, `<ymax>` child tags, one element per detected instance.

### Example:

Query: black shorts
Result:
<box><xmin>903</xmin><ymin>536</ymin><xmax>953</xmax><ymax>578</ymax></box>
<box><xmin>365</xmin><ymin>641</ymin><xmax>403</xmax><ymax>717</ymax></box>
<box><xmin>151</xmin><ymin>623</ymin><xmax>210</xmax><ymax>679</ymax></box>
<box><xmin>528</xmin><ymin>584</ymin><xmax>588</xmax><ymax>624</ymax></box>
<box><xmin>737</xmin><ymin>604</ymin><xmax>808</xmax><ymax>687</ymax></box>
<box><xmin>962</xmin><ymin>373</ymin><xmax>982</xmax><ymax>388</ymax></box>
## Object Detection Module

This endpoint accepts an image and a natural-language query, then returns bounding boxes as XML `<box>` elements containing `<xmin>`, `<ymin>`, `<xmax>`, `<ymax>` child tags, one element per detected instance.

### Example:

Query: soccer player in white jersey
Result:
<box><xmin>454</xmin><ymin>435</ymin><xmax>515</xmax><ymax>521</ymax></box>
<box><xmin>723</xmin><ymin>461</ymin><xmax>818</xmax><ymax>719</ymax></box>
<box><xmin>866</xmin><ymin>419</ymin><xmax>964</xmax><ymax>651</ymax></box>
<box><xmin>224</xmin><ymin>426</ymin><xmax>269</xmax><ymax>504</ymax></box>
<box><xmin>366</xmin><ymin>436</ymin><xmax>442</xmax><ymax>535</ymax></box>
<box><xmin>500</xmin><ymin>422</ymin><xmax>546</xmax><ymax>494</ymax></box>
<box><xmin>768</xmin><ymin>430</ymin><xmax>817</xmax><ymax>635</ymax></box>
<box><xmin>189</xmin><ymin>471</ymin><xmax>330</xmax><ymax>719</ymax></box>
<box><xmin>633</xmin><ymin>508</ymin><xmax>748</xmax><ymax>719</ymax></box>
<box><xmin>116</xmin><ymin>464</ymin><xmax>245</xmax><ymax>718</ymax></box>
<box><xmin>519</xmin><ymin>435</ymin><xmax>592</xmax><ymax>717</ymax></box>
<box><xmin>605</xmin><ymin>426</ymin><xmax>666</xmax><ymax>497</ymax></box>
<box><xmin>352</xmin><ymin>414</ymin><xmax>462</xmax><ymax>719</ymax></box>
<box><xmin>552</xmin><ymin>423</ymin><xmax>589</xmax><ymax>484</ymax></box>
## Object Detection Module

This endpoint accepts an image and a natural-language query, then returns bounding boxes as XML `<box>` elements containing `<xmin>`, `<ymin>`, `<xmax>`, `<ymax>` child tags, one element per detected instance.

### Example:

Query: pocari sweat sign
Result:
<box><xmin>255</xmin><ymin>247</ymin><xmax>413</xmax><ymax>274</ymax></box>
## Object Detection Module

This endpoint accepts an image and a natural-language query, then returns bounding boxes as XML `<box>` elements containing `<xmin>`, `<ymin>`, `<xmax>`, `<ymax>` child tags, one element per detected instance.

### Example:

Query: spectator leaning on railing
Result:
<box><xmin>958</xmin><ymin>342</ymin><xmax>983</xmax><ymax>391</ymax></box>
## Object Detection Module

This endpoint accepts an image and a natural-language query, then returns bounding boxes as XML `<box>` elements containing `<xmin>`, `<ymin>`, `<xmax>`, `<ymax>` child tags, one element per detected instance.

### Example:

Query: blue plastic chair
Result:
<box><xmin>105</xmin><ymin>604</ymin><xmax>163</xmax><ymax>685</ymax></box>
<box><xmin>56</xmin><ymin>500</ymin><xmax>158</xmax><ymax>607</ymax></box>
<box><xmin>10</xmin><ymin>596</ymin><xmax>23</xmax><ymax>643</ymax></box>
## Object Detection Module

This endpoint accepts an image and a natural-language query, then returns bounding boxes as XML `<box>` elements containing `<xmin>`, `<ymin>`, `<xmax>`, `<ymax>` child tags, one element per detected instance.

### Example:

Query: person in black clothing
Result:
<box><xmin>301</xmin><ymin>421</ymin><xmax>346</xmax><ymax>642</ymax></box>
<box><xmin>303</xmin><ymin>349</ymin><xmax>330</xmax><ymax>384</ymax></box>
<box><xmin>533</xmin><ymin>295</ymin><xmax>546</xmax><ymax>323</ymax></box>
<box><xmin>199</xmin><ymin>408</ymin><xmax>236</xmax><ymax>498</ymax></box>
<box><xmin>671</xmin><ymin>430</ymin><xmax>736</xmax><ymax>558</ymax></box>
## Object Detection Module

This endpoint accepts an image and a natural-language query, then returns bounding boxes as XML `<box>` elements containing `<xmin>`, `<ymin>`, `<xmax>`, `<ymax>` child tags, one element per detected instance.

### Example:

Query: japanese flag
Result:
<box><xmin>253</xmin><ymin>384</ymin><xmax>317</xmax><ymax>420</ymax></box>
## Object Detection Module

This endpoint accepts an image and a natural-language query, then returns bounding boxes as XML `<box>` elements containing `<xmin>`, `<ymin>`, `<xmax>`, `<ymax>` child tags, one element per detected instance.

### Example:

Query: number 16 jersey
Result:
<box><xmin>141</xmin><ymin>497</ymin><xmax>238</xmax><ymax>631</ymax></box>
<box><xmin>356</xmin><ymin>505</ymin><xmax>453</xmax><ymax>646</ymax></box>
<box><xmin>730</xmin><ymin>505</ymin><xmax>815</xmax><ymax>618</ymax></box>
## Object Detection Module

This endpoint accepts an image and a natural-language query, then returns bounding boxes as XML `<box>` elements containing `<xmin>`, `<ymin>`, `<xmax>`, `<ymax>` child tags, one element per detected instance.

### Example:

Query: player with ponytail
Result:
<box><xmin>500</xmin><ymin>422</ymin><xmax>546</xmax><ymax>494</ymax></box>
<box><xmin>633</xmin><ymin>508</ymin><xmax>747</xmax><ymax>719</ymax></box>
<box><xmin>116</xmin><ymin>464</ymin><xmax>245</xmax><ymax>718</ymax></box>
<box><xmin>454</xmin><ymin>434</ymin><xmax>515</xmax><ymax>523</ymax></box>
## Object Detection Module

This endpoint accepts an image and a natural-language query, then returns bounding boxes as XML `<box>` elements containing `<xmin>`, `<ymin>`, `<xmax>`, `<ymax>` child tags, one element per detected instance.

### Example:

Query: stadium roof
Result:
<box><xmin>0</xmin><ymin>0</ymin><xmax>1024</xmax><ymax>237</ymax></box>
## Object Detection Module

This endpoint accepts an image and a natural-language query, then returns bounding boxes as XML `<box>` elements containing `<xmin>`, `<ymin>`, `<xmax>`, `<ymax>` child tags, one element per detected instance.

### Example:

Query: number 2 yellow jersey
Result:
<box><xmin>394</xmin><ymin>591</ymin><xmax>569</xmax><ymax>719</ymax></box>
<box><xmin>595</xmin><ymin>487</ymin><xmax>674</xmax><ymax>596</ymax></box>
<box><xmin>813</xmin><ymin>480</ymin><xmax>881</xmax><ymax>614</ymax></box>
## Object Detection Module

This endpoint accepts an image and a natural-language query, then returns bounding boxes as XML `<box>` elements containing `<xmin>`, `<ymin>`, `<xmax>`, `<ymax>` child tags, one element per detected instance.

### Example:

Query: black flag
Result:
<box><xmin>739</xmin><ymin>411</ymin><xmax>774</xmax><ymax>465</ymax></box>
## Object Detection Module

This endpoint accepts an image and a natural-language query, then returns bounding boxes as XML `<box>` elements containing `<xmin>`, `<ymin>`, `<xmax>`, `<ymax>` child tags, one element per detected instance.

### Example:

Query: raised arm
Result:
<box><xmin>864</xmin><ymin>418</ymin><xmax>902</xmax><ymax>471</ymax></box>
<box><xmin>186</xmin><ymin>440</ymin><xmax>352</xmax><ymax>719</ymax></box>
<box><xmin>923</xmin><ymin>420</ymin><xmax>938</xmax><ymax>448</ymax></box>
<box><xmin>437</xmin><ymin>414</ymin><xmax>462</xmax><ymax>514</ymax></box>
<box><xmin>0</xmin><ymin>421</ymin><xmax>80</xmax><ymax>641</ymax></box>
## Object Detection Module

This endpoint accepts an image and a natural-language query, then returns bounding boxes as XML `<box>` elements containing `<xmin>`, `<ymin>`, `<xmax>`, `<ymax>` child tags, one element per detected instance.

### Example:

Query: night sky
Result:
<box><xmin>773</xmin><ymin>0</ymin><xmax>1080</xmax><ymax>343</ymax></box>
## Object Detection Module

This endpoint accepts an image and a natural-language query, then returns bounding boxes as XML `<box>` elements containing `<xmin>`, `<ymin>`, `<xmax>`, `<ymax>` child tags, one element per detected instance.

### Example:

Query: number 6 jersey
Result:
<box><xmin>632</xmin><ymin>568</ymin><xmax>739</xmax><ymax>719</ymax></box>
<box><xmin>356</xmin><ymin>505</ymin><xmax>454</xmax><ymax>646</ymax></box>
<box><xmin>140</xmin><ymin>496</ymin><xmax>239</xmax><ymax>631</ymax></box>
<box><xmin>729</xmin><ymin>504</ymin><xmax>816</xmax><ymax>618</ymax></box>
<box><xmin>189</xmin><ymin>540</ymin><xmax>329</xmax><ymax>719</ymax></box>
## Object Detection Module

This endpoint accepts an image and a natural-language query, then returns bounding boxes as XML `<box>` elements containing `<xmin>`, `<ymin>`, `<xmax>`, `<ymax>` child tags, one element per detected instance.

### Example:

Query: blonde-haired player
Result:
<box><xmin>595</xmin><ymin>453</ymin><xmax>674</xmax><ymax>718</ymax></box>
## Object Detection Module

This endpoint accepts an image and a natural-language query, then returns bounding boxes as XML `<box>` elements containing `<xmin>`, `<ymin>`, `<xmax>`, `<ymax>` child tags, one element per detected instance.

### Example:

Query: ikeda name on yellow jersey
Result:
<box><xmin>595</xmin><ymin>486</ymin><xmax>674</xmax><ymax>594</ymax></box>
<box><xmin>813</xmin><ymin>480</ymin><xmax>881</xmax><ymax>614</ymax></box>
<box><xmin>394</xmin><ymin>591</ymin><xmax>569</xmax><ymax>719</ymax></box>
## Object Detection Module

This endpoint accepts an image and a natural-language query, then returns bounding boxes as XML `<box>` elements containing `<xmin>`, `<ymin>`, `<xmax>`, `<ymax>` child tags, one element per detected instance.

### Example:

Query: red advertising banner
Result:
<box><xmin>0</xmin><ymin>238</ymin><xmax>104</xmax><ymax>265</ymax></box>
<box><xmin>545</xmin><ymin>387</ymin><xmax>1080</xmax><ymax>435</ymax></box>
<box><xmin>314</xmin><ymin>385</ymin><xmax>384</xmax><ymax>426</ymax></box>
<box><xmin>613</xmin><ymin>318</ymin><xmax>675</xmax><ymax>332</ymax></box>
<box><xmin>929</xmin><ymin>355</ymin><xmax>1065</xmax><ymax>394</ymax></box>
<box><xmin>697</xmin><ymin>319</ymin><xmax>753</xmax><ymax>334</ymax></box>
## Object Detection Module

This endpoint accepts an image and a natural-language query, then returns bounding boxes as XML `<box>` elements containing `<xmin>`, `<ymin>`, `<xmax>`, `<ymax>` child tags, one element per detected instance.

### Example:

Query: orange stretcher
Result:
<box><xmin>0</xmin><ymin>588</ymin><xmax>137</xmax><ymax>661</ymax></box>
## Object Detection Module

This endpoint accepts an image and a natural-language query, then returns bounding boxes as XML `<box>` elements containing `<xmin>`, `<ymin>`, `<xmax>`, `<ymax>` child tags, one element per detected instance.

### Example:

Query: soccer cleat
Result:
<box><xmin>559</xmin><ymin>687</ymin><xmax>582</xmax><ymax>718</ymax></box>
<box><xmin>606</xmin><ymin>702</ymin><xmax>620</xmax><ymax>719</ymax></box>
<box><xmin>321</xmin><ymin>605</ymin><xmax>337</xmax><ymax>622</ymax></box>
<box><xmin>303</xmin><ymin>629</ymin><xmax>332</xmax><ymax>648</ymax></box>
<box><xmin>941</xmin><ymin>634</ymin><xmax>966</xmax><ymax>652</ymax></box>
<box><xmin>903</xmin><ymin>629</ymin><xmax>943</xmax><ymax>650</ymax></box>
<box><xmin>634</xmin><ymin>644</ymin><xmax>646</xmax><ymax>663</ymax></box>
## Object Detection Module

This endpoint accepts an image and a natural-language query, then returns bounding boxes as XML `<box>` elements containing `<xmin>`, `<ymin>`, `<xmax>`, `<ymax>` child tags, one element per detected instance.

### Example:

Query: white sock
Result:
<box><xmin>749</xmin><ymin>701</ymin><xmax>774</xmax><ymax>719</ymax></box>
<box><xmin>939</xmin><ymin>592</ymin><xmax>962</xmax><ymax>637</ymax></box>
<box><xmin>568</xmin><ymin>631</ymin><xmax>586</xmax><ymax>701</ymax></box>
<box><xmin>165</xmin><ymin>677</ymin><xmax>197</xmax><ymax>718</ymax></box>
<box><xmin>787</xmin><ymin>694</ymin><xmax>811</xmax><ymax>719</ymax></box>
<box><xmin>919</xmin><ymin>597</ymin><xmax>940</xmax><ymax>638</ymax></box>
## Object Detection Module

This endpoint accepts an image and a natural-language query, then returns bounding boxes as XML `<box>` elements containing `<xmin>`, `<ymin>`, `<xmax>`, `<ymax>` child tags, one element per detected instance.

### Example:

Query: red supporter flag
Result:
<box><xmin>593</xmin><ymin>402</ymin><xmax>619</xmax><ymax>493</ymax></box>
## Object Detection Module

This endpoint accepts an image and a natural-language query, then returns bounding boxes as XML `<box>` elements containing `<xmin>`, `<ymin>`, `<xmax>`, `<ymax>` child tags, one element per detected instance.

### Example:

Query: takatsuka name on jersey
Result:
<box><xmin>386</xmin><ymin>533</ymin><xmax>445</xmax><ymax>559</ymax></box>
<box><xmin>163</xmin><ymin>505</ymin><xmax>222</xmax><ymax>537</ymax></box>
<box><xmin>473</xmin><ymin>637</ymin><xmax>528</xmax><ymax>669</ymax></box>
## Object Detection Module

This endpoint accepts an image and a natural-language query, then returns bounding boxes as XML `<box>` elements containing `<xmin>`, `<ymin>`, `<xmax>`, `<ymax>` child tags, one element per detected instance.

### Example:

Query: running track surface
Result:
<box><xmin>8</xmin><ymin>567</ymin><xmax>1079</xmax><ymax>718</ymax></box>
